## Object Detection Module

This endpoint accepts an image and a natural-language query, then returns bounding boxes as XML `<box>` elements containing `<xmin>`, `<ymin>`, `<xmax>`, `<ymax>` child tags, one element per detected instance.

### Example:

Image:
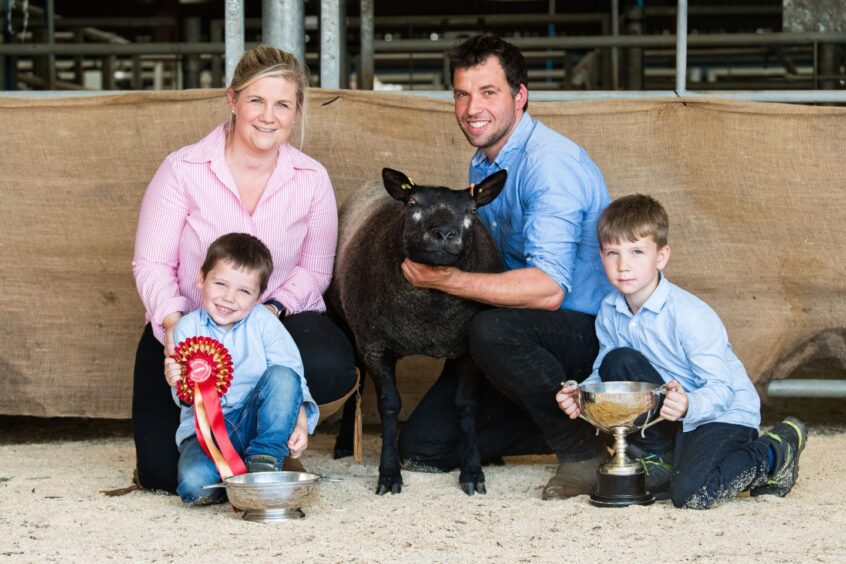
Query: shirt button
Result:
<box><xmin>492</xmin><ymin>221</ymin><xmax>497</xmax><ymax>227</ymax></box>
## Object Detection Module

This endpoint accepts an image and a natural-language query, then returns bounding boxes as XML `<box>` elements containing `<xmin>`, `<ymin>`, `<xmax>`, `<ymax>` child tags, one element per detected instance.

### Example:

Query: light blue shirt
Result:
<box><xmin>585</xmin><ymin>275</ymin><xmax>761</xmax><ymax>431</ymax></box>
<box><xmin>470</xmin><ymin>112</ymin><xmax>613</xmax><ymax>315</ymax></box>
<box><xmin>172</xmin><ymin>305</ymin><xmax>318</xmax><ymax>446</ymax></box>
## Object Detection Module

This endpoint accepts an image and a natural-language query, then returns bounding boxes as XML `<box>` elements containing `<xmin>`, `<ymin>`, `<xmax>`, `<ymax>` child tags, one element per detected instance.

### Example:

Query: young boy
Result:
<box><xmin>556</xmin><ymin>194</ymin><xmax>806</xmax><ymax>509</ymax></box>
<box><xmin>164</xmin><ymin>232</ymin><xmax>318</xmax><ymax>505</ymax></box>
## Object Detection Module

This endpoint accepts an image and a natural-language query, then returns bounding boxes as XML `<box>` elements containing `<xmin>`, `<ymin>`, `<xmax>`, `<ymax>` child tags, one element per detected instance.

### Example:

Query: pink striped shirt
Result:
<box><xmin>133</xmin><ymin>124</ymin><xmax>338</xmax><ymax>343</ymax></box>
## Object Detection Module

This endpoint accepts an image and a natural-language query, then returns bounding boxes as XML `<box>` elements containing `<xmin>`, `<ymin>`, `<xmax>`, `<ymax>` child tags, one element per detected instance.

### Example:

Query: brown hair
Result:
<box><xmin>448</xmin><ymin>34</ymin><xmax>529</xmax><ymax>111</ymax></box>
<box><xmin>200</xmin><ymin>233</ymin><xmax>274</xmax><ymax>294</ymax></box>
<box><xmin>228</xmin><ymin>44</ymin><xmax>309</xmax><ymax>145</ymax></box>
<box><xmin>597</xmin><ymin>194</ymin><xmax>669</xmax><ymax>248</ymax></box>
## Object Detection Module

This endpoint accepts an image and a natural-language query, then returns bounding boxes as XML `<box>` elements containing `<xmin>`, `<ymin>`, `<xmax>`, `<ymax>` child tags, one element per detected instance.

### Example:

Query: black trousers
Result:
<box><xmin>399</xmin><ymin>308</ymin><xmax>603</xmax><ymax>469</ymax></box>
<box><xmin>131</xmin><ymin>311</ymin><xmax>356</xmax><ymax>493</ymax></box>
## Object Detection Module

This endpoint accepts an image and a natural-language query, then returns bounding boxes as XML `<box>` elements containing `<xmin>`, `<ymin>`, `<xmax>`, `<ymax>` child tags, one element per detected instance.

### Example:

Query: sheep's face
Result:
<box><xmin>382</xmin><ymin>168</ymin><xmax>507</xmax><ymax>266</ymax></box>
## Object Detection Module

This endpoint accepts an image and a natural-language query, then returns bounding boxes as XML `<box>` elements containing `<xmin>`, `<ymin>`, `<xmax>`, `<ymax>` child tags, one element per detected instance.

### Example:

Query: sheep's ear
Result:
<box><xmin>382</xmin><ymin>168</ymin><xmax>415</xmax><ymax>202</ymax></box>
<box><xmin>471</xmin><ymin>169</ymin><xmax>507</xmax><ymax>207</ymax></box>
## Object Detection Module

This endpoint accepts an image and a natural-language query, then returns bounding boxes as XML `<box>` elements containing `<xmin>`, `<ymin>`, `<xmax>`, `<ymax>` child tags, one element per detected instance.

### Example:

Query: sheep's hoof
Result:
<box><xmin>459</xmin><ymin>480</ymin><xmax>487</xmax><ymax>496</ymax></box>
<box><xmin>375</xmin><ymin>475</ymin><xmax>403</xmax><ymax>495</ymax></box>
<box><xmin>459</xmin><ymin>472</ymin><xmax>487</xmax><ymax>496</ymax></box>
<box><xmin>332</xmin><ymin>434</ymin><xmax>354</xmax><ymax>459</ymax></box>
<box><xmin>333</xmin><ymin>446</ymin><xmax>353</xmax><ymax>460</ymax></box>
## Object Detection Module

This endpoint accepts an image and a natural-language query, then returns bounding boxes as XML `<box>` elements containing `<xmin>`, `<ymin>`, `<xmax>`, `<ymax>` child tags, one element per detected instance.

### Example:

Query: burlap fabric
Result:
<box><xmin>1</xmin><ymin>90</ymin><xmax>844</xmax><ymax>419</ymax></box>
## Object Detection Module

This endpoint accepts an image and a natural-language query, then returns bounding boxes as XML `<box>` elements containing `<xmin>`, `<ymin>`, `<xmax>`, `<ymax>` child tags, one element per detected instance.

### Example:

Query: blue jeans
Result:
<box><xmin>176</xmin><ymin>365</ymin><xmax>303</xmax><ymax>505</ymax></box>
<box><xmin>599</xmin><ymin>348</ymin><xmax>771</xmax><ymax>509</ymax></box>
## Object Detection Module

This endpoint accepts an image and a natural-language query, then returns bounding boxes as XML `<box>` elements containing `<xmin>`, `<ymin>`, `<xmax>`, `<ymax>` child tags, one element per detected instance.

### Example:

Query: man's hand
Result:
<box><xmin>660</xmin><ymin>380</ymin><xmax>688</xmax><ymax>421</ymax></box>
<box><xmin>402</xmin><ymin>259</ymin><xmax>564</xmax><ymax>311</ymax></box>
<box><xmin>287</xmin><ymin>406</ymin><xmax>309</xmax><ymax>458</ymax></box>
<box><xmin>555</xmin><ymin>380</ymin><xmax>581</xmax><ymax>420</ymax></box>
<box><xmin>401</xmin><ymin>258</ymin><xmax>456</xmax><ymax>291</ymax></box>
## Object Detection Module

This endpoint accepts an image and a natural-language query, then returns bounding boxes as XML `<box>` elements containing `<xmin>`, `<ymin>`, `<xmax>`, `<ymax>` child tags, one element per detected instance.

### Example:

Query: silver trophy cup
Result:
<box><xmin>574</xmin><ymin>381</ymin><xmax>667</xmax><ymax>507</ymax></box>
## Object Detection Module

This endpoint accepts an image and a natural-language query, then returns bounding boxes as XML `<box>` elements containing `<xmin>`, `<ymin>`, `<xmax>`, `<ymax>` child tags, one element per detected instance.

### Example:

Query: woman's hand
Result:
<box><xmin>555</xmin><ymin>380</ymin><xmax>581</xmax><ymax>420</ymax></box>
<box><xmin>660</xmin><ymin>380</ymin><xmax>688</xmax><ymax>421</ymax></box>
<box><xmin>287</xmin><ymin>405</ymin><xmax>309</xmax><ymax>458</ymax></box>
<box><xmin>162</xmin><ymin>311</ymin><xmax>183</xmax><ymax>357</ymax></box>
<box><xmin>161</xmin><ymin>311</ymin><xmax>183</xmax><ymax>385</ymax></box>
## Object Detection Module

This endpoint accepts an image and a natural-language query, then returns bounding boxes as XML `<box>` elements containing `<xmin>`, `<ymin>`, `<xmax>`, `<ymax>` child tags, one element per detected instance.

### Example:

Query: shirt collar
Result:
<box><xmin>182</xmin><ymin>123</ymin><xmax>319</xmax><ymax>170</ymax></box>
<box><xmin>613</xmin><ymin>272</ymin><xmax>670</xmax><ymax>316</ymax></box>
<box><xmin>182</xmin><ymin>123</ymin><xmax>320</xmax><ymax>203</ymax></box>
<box><xmin>470</xmin><ymin>111</ymin><xmax>535</xmax><ymax>172</ymax></box>
<box><xmin>198</xmin><ymin>306</ymin><xmax>250</xmax><ymax>332</ymax></box>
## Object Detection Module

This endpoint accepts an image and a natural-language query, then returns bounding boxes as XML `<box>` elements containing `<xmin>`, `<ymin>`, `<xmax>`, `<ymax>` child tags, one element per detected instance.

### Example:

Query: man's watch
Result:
<box><xmin>264</xmin><ymin>299</ymin><xmax>287</xmax><ymax>320</ymax></box>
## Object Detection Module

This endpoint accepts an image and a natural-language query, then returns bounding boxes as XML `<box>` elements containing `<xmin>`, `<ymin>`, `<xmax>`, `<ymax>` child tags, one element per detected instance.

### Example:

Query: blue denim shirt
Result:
<box><xmin>172</xmin><ymin>305</ymin><xmax>318</xmax><ymax>446</ymax></box>
<box><xmin>585</xmin><ymin>275</ymin><xmax>761</xmax><ymax>431</ymax></box>
<box><xmin>470</xmin><ymin>112</ymin><xmax>613</xmax><ymax>315</ymax></box>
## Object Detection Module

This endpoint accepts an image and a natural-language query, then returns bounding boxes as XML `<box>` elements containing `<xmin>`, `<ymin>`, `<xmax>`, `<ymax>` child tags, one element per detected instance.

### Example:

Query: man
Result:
<box><xmin>398</xmin><ymin>34</ymin><xmax>614</xmax><ymax>499</ymax></box>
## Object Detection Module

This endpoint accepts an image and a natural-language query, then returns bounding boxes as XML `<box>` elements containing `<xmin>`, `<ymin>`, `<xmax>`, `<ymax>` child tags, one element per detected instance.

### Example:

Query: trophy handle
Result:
<box><xmin>639</xmin><ymin>415</ymin><xmax>666</xmax><ymax>438</ymax></box>
<box><xmin>639</xmin><ymin>383</ymin><xmax>669</xmax><ymax>438</ymax></box>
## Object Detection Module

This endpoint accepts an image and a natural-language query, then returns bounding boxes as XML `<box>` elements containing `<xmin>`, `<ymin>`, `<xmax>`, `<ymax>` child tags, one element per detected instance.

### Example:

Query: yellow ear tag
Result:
<box><xmin>469</xmin><ymin>183</ymin><xmax>476</xmax><ymax>197</ymax></box>
<box><xmin>401</xmin><ymin>183</ymin><xmax>412</xmax><ymax>190</ymax></box>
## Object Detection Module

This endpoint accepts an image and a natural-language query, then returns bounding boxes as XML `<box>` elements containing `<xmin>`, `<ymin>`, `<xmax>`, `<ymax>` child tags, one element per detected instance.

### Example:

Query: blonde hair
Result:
<box><xmin>228</xmin><ymin>44</ymin><xmax>309</xmax><ymax>148</ymax></box>
<box><xmin>597</xmin><ymin>194</ymin><xmax>669</xmax><ymax>248</ymax></box>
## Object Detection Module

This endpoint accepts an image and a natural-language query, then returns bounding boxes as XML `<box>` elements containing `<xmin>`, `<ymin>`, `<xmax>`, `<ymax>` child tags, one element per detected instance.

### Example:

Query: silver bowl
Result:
<box><xmin>211</xmin><ymin>471</ymin><xmax>321</xmax><ymax>522</ymax></box>
<box><xmin>578</xmin><ymin>381</ymin><xmax>664</xmax><ymax>434</ymax></box>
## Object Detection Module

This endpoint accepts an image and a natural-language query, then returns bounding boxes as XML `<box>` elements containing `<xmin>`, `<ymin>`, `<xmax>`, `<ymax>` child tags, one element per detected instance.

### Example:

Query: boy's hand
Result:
<box><xmin>164</xmin><ymin>357</ymin><xmax>182</xmax><ymax>388</ymax></box>
<box><xmin>660</xmin><ymin>380</ymin><xmax>688</xmax><ymax>421</ymax></box>
<box><xmin>287</xmin><ymin>406</ymin><xmax>309</xmax><ymax>459</ymax></box>
<box><xmin>555</xmin><ymin>380</ymin><xmax>581</xmax><ymax>420</ymax></box>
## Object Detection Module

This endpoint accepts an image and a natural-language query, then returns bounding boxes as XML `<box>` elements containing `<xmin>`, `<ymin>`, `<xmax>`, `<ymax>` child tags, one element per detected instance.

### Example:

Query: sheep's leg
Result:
<box><xmin>455</xmin><ymin>359</ymin><xmax>486</xmax><ymax>495</ymax></box>
<box><xmin>366</xmin><ymin>351</ymin><xmax>403</xmax><ymax>495</ymax></box>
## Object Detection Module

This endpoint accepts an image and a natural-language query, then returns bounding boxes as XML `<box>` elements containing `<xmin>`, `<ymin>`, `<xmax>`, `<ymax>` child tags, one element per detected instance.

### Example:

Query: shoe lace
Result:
<box><xmin>763</xmin><ymin>432</ymin><xmax>795</xmax><ymax>486</ymax></box>
<box><xmin>636</xmin><ymin>453</ymin><xmax>672</xmax><ymax>477</ymax></box>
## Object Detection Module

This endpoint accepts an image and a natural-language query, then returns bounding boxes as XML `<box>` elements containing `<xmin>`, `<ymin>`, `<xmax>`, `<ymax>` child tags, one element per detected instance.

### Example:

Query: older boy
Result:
<box><xmin>556</xmin><ymin>194</ymin><xmax>806</xmax><ymax>509</ymax></box>
<box><xmin>164</xmin><ymin>233</ymin><xmax>318</xmax><ymax>505</ymax></box>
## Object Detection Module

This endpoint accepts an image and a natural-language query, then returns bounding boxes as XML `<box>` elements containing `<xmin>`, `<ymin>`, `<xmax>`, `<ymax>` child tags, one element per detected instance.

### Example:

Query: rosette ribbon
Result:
<box><xmin>173</xmin><ymin>336</ymin><xmax>247</xmax><ymax>479</ymax></box>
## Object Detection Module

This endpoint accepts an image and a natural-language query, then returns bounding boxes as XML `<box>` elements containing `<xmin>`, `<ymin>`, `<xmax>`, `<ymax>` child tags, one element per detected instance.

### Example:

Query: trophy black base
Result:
<box><xmin>589</xmin><ymin>469</ymin><xmax>655</xmax><ymax>508</ymax></box>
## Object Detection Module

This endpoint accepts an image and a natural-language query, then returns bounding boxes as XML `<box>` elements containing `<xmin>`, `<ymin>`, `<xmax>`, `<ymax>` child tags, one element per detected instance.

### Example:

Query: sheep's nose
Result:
<box><xmin>431</xmin><ymin>227</ymin><xmax>457</xmax><ymax>241</ymax></box>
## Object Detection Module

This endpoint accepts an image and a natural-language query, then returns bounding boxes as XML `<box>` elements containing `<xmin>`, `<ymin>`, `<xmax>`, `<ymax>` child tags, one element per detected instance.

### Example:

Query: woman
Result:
<box><xmin>132</xmin><ymin>45</ymin><xmax>355</xmax><ymax>492</ymax></box>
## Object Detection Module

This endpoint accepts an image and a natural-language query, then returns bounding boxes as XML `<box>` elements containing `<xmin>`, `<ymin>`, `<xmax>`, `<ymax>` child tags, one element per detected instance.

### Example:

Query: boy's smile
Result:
<box><xmin>197</xmin><ymin>260</ymin><xmax>262</xmax><ymax>330</ymax></box>
<box><xmin>600</xmin><ymin>236</ymin><xmax>670</xmax><ymax>313</ymax></box>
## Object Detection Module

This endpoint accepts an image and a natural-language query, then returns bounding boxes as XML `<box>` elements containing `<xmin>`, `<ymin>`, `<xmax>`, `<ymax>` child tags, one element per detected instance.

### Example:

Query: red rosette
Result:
<box><xmin>172</xmin><ymin>336</ymin><xmax>234</xmax><ymax>405</ymax></box>
<box><xmin>171</xmin><ymin>335</ymin><xmax>246</xmax><ymax>479</ymax></box>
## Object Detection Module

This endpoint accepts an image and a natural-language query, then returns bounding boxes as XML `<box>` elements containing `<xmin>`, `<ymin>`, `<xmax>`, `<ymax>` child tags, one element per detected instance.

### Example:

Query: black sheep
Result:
<box><xmin>330</xmin><ymin>168</ymin><xmax>507</xmax><ymax>495</ymax></box>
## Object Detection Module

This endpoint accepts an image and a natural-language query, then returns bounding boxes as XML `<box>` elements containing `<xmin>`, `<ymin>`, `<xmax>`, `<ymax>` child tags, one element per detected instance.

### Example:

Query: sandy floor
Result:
<box><xmin>1</xmin><ymin>425</ymin><xmax>845</xmax><ymax>563</ymax></box>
